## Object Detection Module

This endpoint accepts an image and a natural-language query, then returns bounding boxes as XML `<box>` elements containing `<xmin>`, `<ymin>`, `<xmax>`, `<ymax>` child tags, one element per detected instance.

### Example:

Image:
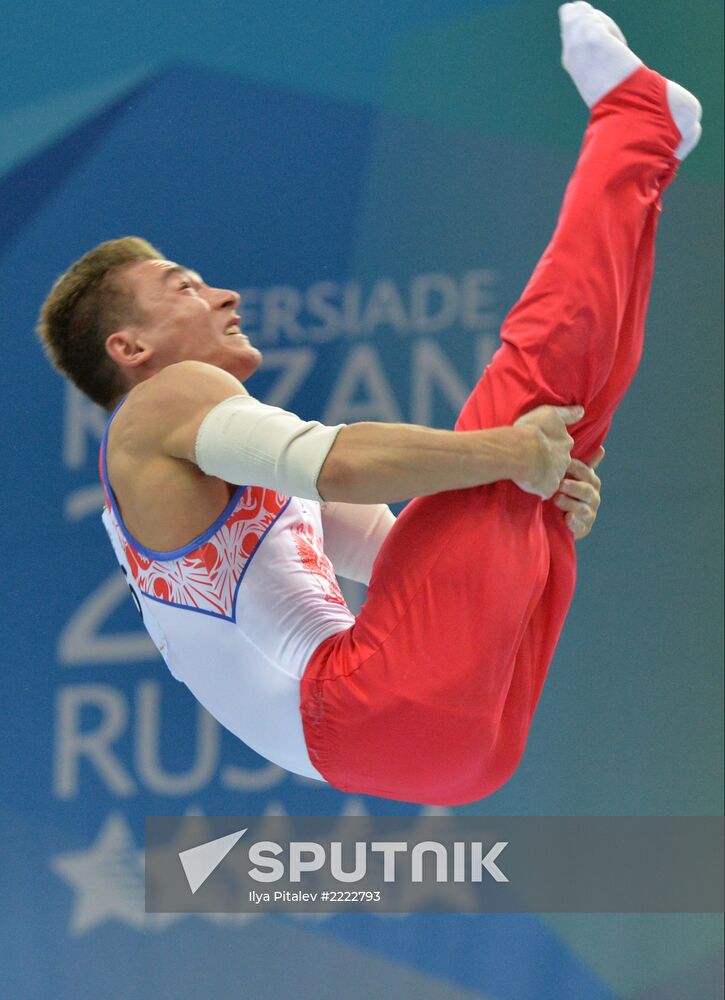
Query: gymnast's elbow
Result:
<box><xmin>315</xmin><ymin>434</ymin><xmax>355</xmax><ymax>503</ymax></box>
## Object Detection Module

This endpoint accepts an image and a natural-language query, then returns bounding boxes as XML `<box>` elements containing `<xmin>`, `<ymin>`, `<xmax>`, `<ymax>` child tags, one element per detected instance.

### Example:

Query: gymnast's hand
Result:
<box><xmin>512</xmin><ymin>404</ymin><xmax>582</xmax><ymax>500</ymax></box>
<box><xmin>555</xmin><ymin>447</ymin><xmax>604</xmax><ymax>541</ymax></box>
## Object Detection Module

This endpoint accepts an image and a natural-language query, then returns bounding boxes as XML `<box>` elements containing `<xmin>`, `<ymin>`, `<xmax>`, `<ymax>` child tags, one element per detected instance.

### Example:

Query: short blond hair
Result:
<box><xmin>36</xmin><ymin>236</ymin><xmax>163</xmax><ymax>409</ymax></box>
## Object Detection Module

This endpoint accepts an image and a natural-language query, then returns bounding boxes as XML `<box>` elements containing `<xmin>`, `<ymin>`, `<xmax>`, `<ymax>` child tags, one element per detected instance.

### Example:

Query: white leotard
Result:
<box><xmin>99</xmin><ymin>405</ymin><xmax>355</xmax><ymax>781</ymax></box>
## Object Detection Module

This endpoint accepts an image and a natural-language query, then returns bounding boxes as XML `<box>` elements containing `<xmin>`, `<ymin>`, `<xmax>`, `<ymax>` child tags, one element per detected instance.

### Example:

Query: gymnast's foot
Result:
<box><xmin>559</xmin><ymin>2</ymin><xmax>702</xmax><ymax>160</ymax></box>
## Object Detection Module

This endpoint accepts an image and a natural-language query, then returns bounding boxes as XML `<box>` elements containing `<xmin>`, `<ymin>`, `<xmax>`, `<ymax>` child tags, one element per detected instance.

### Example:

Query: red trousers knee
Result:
<box><xmin>300</xmin><ymin>67</ymin><xmax>683</xmax><ymax>805</ymax></box>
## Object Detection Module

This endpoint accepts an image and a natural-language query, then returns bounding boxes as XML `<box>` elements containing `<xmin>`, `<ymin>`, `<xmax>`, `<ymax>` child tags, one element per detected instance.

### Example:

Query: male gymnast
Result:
<box><xmin>37</xmin><ymin>4</ymin><xmax>702</xmax><ymax>804</ymax></box>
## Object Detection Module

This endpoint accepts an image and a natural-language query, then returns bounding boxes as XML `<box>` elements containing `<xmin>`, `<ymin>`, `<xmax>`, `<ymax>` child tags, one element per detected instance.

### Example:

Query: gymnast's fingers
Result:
<box><xmin>566</xmin><ymin>508</ymin><xmax>594</xmax><ymax>540</ymax></box>
<box><xmin>557</xmin><ymin>478</ymin><xmax>601</xmax><ymax>510</ymax></box>
<box><xmin>564</xmin><ymin>458</ymin><xmax>601</xmax><ymax>495</ymax></box>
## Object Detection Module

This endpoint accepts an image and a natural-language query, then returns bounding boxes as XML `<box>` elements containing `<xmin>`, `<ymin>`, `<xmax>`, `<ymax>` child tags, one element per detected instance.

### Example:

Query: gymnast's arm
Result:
<box><xmin>144</xmin><ymin>359</ymin><xmax>577</xmax><ymax>502</ymax></box>
<box><xmin>319</xmin><ymin>452</ymin><xmax>604</xmax><ymax>578</ymax></box>
<box><xmin>320</xmin><ymin>501</ymin><xmax>396</xmax><ymax>585</ymax></box>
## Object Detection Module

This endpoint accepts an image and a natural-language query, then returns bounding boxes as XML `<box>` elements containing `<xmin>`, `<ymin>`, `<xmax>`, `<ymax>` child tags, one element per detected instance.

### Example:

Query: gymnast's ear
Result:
<box><xmin>105</xmin><ymin>328</ymin><xmax>154</xmax><ymax>370</ymax></box>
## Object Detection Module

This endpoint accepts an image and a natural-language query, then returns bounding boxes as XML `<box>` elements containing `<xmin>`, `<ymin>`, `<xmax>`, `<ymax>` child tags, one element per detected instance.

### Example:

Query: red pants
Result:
<box><xmin>300</xmin><ymin>67</ymin><xmax>683</xmax><ymax>805</ymax></box>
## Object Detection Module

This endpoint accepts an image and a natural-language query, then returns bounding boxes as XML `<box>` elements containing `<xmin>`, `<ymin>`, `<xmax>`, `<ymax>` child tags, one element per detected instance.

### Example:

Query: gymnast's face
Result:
<box><xmin>107</xmin><ymin>258</ymin><xmax>262</xmax><ymax>383</ymax></box>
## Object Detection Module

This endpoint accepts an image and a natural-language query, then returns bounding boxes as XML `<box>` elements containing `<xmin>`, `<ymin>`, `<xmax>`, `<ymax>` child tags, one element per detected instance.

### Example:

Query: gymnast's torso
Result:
<box><xmin>99</xmin><ymin>409</ymin><xmax>355</xmax><ymax>781</ymax></box>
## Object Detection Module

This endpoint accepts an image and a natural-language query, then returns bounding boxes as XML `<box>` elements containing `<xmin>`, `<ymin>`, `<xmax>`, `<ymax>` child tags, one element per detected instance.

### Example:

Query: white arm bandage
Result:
<box><xmin>321</xmin><ymin>501</ymin><xmax>396</xmax><ymax>585</ymax></box>
<box><xmin>195</xmin><ymin>394</ymin><xmax>345</xmax><ymax>502</ymax></box>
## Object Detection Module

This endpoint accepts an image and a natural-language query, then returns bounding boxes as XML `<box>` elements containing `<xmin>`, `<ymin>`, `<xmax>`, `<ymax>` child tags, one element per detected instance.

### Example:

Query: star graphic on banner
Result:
<box><xmin>50</xmin><ymin>811</ymin><xmax>182</xmax><ymax>935</ymax></box>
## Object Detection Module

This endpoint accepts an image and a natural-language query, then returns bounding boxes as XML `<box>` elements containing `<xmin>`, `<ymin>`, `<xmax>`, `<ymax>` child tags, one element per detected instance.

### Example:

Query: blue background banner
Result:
<box><xmin>1</xmin><ymin>2</ymin><xmax>722</xmax><ymax>997</ymax></box>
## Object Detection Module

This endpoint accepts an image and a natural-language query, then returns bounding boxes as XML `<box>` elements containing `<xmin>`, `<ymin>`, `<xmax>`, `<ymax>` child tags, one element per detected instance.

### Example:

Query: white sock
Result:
<box><xmin>559</xmin><ymin>2</ymin><xmax>642</xmax><ymax>109</ymax></box>
<box><xmin>559</xmin><ymin>3</ymin><xmax>703</xmax><ymax>160</ymax></box>
<box><xmin>665</xmin><ymin>80</ymin><xmax>703</xmax><ymax>160</ymax></box>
